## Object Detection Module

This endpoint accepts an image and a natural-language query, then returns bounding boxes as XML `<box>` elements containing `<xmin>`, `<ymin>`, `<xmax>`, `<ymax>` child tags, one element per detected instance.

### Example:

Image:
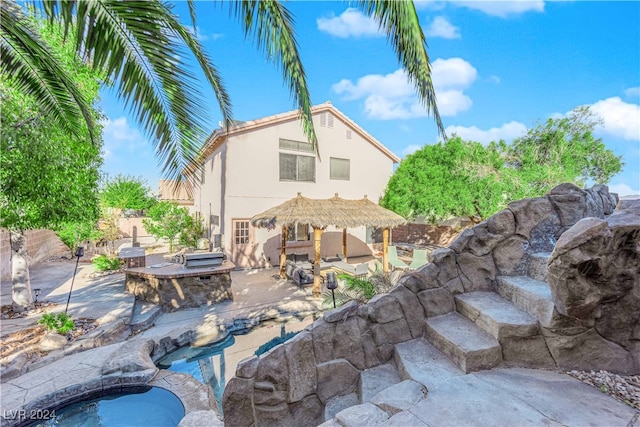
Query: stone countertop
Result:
<box><xmin>125</xmin><ymin>261</ymin><xmax>235</xmax><ymax>279</ymax></box>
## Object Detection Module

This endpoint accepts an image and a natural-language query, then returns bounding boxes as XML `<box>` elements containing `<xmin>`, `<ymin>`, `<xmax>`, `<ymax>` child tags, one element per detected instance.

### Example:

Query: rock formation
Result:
<box><xmin>221</xmin><ymin>184</ymin><xmax>638</xmax><ymax>426</ymax></box>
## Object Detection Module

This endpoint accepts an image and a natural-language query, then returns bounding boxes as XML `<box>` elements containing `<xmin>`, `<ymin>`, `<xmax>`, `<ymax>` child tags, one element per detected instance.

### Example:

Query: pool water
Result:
<box><xmin>32</xmin><ymin>387</ymin><xmax>184</xmax><ymax>427</ymax></box>
<box><xmin>156</xmin><ymin>316</ymin><xmax>314</xmax><ymax>414</ymax></box>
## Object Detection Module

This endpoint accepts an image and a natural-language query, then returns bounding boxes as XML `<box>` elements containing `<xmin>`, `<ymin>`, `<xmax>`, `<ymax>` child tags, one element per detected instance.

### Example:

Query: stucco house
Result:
<box><xmin>192</xmin><ymin>102</ymin><xmax>400</xmax><ymax>268</ymax></box>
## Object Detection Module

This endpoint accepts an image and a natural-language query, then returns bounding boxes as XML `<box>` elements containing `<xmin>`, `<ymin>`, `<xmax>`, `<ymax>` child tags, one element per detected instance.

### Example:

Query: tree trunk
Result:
<box><xmin>10</xmin><ymin>228</ymin><xmax>33</xmax><ymax>313</ymax></box>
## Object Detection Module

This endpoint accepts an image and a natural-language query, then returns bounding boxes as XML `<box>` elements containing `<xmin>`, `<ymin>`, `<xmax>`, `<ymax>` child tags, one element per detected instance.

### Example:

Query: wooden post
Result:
<box><xmin>279</xmin><ymin>226</ymin><xmax>287</xmax><ymax>279</ymax></box>
<box><xmin>382</xmin><ymin>227</ymin><xmax>390</xmax><ymax>273</ymax></box>
<box><xmin>342</xmin><ymin>228</ymin><xmax>348</xmax><ymax>263</ymax></box>
<box><xmin>313</xmin><ymin>227</ymin><xmax>323</xmax><ymax>298</ymax></box>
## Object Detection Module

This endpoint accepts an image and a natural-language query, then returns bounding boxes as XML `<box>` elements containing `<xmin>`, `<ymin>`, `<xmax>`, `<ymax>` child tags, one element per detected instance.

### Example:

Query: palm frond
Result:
<box><xmin>358</xmin><ymin>0</ymin><xmax>445</xmax><ymax>138</ymax></box>
<box><xmin>229</xmin><ymin>0</ymin><xmax>318</xmax><ymax>155</ymax></box>
<box><xmin>30</xmin><ymin>0</ymin><xmax>234</xmax><ymax>185</ymax></box>
<box><xmin>0</xmin><ymin>1</ymin><xmax>96</xmax><ymax>141</ymax></box>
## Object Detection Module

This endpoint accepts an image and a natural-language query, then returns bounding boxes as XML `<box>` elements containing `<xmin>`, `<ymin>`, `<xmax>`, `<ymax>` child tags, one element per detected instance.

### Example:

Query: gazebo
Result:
<box><xmin>250</xmin><ymin>193</ymin><xmax>406</xmax><ymax>297</ymax></box>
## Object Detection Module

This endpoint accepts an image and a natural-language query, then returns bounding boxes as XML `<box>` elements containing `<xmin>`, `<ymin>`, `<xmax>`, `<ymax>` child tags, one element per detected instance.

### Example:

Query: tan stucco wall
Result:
<box><xmin>1</xmin><ymin>229</ymin><xmax>71</xmax><ymax>279</ymax></box>
<box><xmin>193</xmin><ymin>110</ymin><xmax>395</xmax><ymax>268</ymax></box>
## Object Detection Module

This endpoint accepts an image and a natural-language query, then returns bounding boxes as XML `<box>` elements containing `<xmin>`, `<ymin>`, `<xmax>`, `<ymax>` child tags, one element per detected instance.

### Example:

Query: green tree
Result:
<box><xmin>1</xmin><ymin>0</ymin><xmax>444</xmax><ymax>184</ymax></box>
<box><xmin>0</xmin><ymin>19</ymin><xmax>103</xmax><ymax>312</ymax></box>
<box><xmin>143</xmin><ymin>202</ymin><xmax>193</xmax><ymax>252</ymax></box>
<box><xmin>381</xmin><ymin>108</ymin><xmax>623</xmax><ymax>223</ymax></box>
<box><xmin>99</xmin><ymin>175</ymin><xmax>156</xmax><ymax>213</ymax></box>
<box><xmin>507</xmin><ymin>107</ymin><xmax>622</xmax><ymax>197</ymax></box>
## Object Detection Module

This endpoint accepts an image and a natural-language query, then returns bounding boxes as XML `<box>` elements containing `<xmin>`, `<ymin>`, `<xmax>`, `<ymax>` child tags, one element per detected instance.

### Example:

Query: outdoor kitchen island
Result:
<box><xmin>125</xmin><ymin>253</ymin><xmax>235</xmax><ymax>312</ymax></box>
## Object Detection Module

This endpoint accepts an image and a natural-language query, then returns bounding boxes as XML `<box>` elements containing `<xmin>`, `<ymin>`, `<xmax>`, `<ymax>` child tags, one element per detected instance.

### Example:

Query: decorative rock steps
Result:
<box><xmin>424</xmin><ymin>312</ymin><xmax>502</xmax><ymax>374</ymax></box>
<box><xmin>495</xmin><ymin>276</ymin><xmax>554</xmax><ymax>326</ymax></box>
<box><xmin>454</xmin><ymin>292</ymin><xmax>540</xmax><ymax>340</ymax></box>
<box><xmin>321</xmin><ymin>359</ymin><xmax>429</xmax><ymax>427</ymax></box>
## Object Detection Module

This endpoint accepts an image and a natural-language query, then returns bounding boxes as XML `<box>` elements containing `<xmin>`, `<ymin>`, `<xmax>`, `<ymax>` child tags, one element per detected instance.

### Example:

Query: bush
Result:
<box><xmin>92</xmin><ymin>254</ymin><xmax>123</xmax><ymax>271</ymax></box>
<box><xmin>39</xmin><ymin>313</ymin><xmax>75</xmax><ymax>335</ymax></box>
<box><xmin>55</xmin><ymin>220</ymin><xmax>101</xmax><ymax>251</ymax></box>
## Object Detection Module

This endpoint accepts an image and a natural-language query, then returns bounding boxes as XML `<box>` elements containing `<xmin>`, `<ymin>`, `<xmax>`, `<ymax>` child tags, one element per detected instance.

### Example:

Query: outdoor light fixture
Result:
<box><xmin>33</xmin><ymin>288</ymin><xmax>41</xmax><ymax>303</ymax></box>
<box><xmin>65</xmin><ymin>246</ymin><xmax>84</xmax><ymax>314</ymax></box>
<box><xmin>326</xmin><ymin>271</ymin><xmax>338</xmax><ymax>308</ymax></box>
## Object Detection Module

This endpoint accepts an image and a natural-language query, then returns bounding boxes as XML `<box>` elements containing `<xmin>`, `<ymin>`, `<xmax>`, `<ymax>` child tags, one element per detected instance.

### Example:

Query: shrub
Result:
<box><xmin>39</xmin><ymin>313</ymin><xmax>75</xmax><ymax>335</ymax></box>
<box><xmin>92</xmin><ymin>254</ymin><xmax>123</xmax><ymax>271</ymax></box>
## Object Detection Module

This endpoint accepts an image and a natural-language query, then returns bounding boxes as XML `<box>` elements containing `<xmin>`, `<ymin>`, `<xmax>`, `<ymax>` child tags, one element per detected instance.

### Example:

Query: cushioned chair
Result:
<box><xmin>388</xmin><ymin>246</ymin><xmax>410</xmax><ymax>270</ymax></box>
<box><xmin>354</xmin><ymin>263</ymin><xmax>369</xmax><ymax>279</ymax></box>
<box><xmin>410</xmin><ymin>249</ymin><xmax>428</xmax><ymax>270</ymax></box>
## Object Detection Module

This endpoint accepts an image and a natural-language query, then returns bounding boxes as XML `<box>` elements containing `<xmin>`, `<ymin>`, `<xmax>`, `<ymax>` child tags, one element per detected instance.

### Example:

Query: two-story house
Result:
<box><xmin>192</xmin><ymin>101</ymin><xmax>400</xmax><ymax>268</ymax></box>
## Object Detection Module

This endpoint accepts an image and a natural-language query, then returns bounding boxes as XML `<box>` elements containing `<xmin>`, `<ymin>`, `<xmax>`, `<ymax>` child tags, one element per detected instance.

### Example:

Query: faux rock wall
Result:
<box><xmin>547</xmin><ymin>197</ymin><xmax>640</xmax><ymax>373</ymax></box>
<box><xmin>221</xmin><ymin>184</ymin><xmax>636</xmax><ymax>426</ymax></box>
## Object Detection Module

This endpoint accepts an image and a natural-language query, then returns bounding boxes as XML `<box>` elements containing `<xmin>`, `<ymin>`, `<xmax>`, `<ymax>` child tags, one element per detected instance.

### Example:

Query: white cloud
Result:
<box><xmin>432</xmin><ymin>58</ymin><xmax>477</xmax><ymax>90</ymax></box>
<box><xmin>608</xmin><ymin>183</ymin><xmax>640</xmax><ymax>197</ymax></box>
<box><xmin>317</xmin><ymin>8</ymin><xmax>382</xmax><ymax>38</ymax></box>
<box><xmin>445</xmin><ymin>121</ymin><xmax>528</xmax><ymax>144</ymax></box>
<box><xmin>589</xmin><ymin>97</ymin><xmax>640</xmax><ymax>140</ymax></box>
<box><xmin>457</xmin><ymin>1</ymin><xmax>545</xmax><ymax>17</ymax></box>
<box><xmin>624</xmin><ymin>87</ymin><xmax>640</xmax><ymax>98</ymax></box>
<box><xmin>402</xmin><ymin>144</ymin><xmax>422</xmax><ymax>157</ymax></box>
<box><xmin>101</xmin><ymin>117</ymin><xmax>147</xmax><ymax>159</ymax></box>
<box><xmin>426</xmin><ymin>16</ymin><xmax>460</xmax><ymax>39</ymax></box>
<box><xmin>196</xmin><ymin>27</ymin><xmax>223</xmax><ymax>42</ymax></box>
<box><xmin>332</xmin><ymin>58</ymin><xmax>477</xmax><ymax>119</ymax></box>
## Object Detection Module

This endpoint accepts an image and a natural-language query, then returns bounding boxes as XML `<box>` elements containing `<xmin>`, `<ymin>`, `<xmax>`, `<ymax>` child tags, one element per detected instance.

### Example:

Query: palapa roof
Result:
<box><xmin>251</xmin><ymin>193</ymin><xmax>406</xmax><ymax>229</ymax></box>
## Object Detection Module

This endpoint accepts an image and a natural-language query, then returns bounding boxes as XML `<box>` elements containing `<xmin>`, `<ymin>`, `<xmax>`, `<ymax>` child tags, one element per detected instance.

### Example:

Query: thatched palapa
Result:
<box><xmin>251</xmin><ymin>193</ymin><xmax>406</xmax><ymax>297</ymax></box>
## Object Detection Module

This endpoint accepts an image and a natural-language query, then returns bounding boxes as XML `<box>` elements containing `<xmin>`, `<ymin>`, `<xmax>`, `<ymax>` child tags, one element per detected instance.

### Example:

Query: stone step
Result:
<box><xmin>424</xmin><ymin>313</ymin><xmax>502</xmax><ymax>374</ymax></box>
<box><xmin>496</xmin><ymin>276</ymin><xmax>554</xmax><ymax>327</ymax></box>
<box><xmin>359</xmin><ymin>363</ymin><xmax>401</xmax><ymax>403</ymax></box>
<box><xmin>393</xmin><ymin>339</ymin><xmax>465</xmax><ymax>388</ymax></box>
<box><xmin>526</xmin><ymin>252</ymin><xmax>551</xmax><ymax>281</ymax></box>
<box><xmin>130</xmin><ymin>300</ymin><xmax>162</xmax><ymax>332</ymax></box>
<box><xmin>455</xmin><ymin>292</ymin><xmax>540</xmax><ymax>340</ymax></box>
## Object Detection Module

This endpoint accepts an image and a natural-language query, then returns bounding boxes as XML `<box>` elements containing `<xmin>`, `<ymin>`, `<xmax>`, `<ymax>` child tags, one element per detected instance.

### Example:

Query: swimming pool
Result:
<box><xmin>156</xmin><ymin>316</ymin><xmax>315</xmax><ymax>415</ymax></box>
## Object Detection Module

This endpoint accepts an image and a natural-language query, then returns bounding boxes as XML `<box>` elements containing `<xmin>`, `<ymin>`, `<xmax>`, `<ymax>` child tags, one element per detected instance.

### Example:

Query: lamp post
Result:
<box><xmin>65</xmin><ymin>246</ymin><xmax>84</xmax><ymax>315</ymax></box>
<box><xmin>326</xmin><ymin>271</ymin><xmax>338</xmax><ymax>308</ymax></box>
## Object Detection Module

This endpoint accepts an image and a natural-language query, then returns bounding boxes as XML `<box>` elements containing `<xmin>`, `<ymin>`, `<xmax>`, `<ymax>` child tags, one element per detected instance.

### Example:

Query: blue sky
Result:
<box><xmin>99</xmin><ymin>0</ymin><xmax>640</xmax><ymax>197</ymax></box>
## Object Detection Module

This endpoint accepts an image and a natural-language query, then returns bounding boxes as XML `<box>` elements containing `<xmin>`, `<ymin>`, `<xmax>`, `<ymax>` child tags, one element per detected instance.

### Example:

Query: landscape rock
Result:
<box><xmin>467</xmin><ymin>223</ymin><xmax>507</xmax><ymax>256</ymax></box>
<box><xmin>398</xmin><ymin>264</ymin><xmax>439</xmax><ymax>294</ymax></box>
<box><xmin>547</xmin><ymin>183</ymin><xmax>588</xmax><ymax>227</ymax></box>
<box><xmin>316</xmin><ymin>359</ymin><xmax>359</xmax><ymax>403</ymax></box>
<box><xmin>39</xmin><ymin>333</ymin><xmax>68</xmax><ymax>352</ymax></box>
<box><xmin>448</xmin><ymin>228</ymin><xmax>474</xmax><ymax>254</ymax></box>
<box><xmin>324</xmin><ymin>300</ymin><xmax>359</xmax><ymax>323</ymax></box>
<box><xmin>430</xmin><ymin>248</ymin><xmax>459</xmax><ymax>286</ymax></box>
<box><xmin>102</xmin><ymin>339</ymin><xmax>155</xmax><ymax>375</ymax></box>
<box><xmin>312</xmin><ymin>320</ymin><xmax>336</xmax><ymax>364</ymax></box>
<box><xmin>285</xmin><ymin>332</ymin><xmax>316</xmax><ymax>403</ymax></box>
<box><xmin>389</xmin><ymin>285</ymin><xmax>426</xmax><ymax>338</ymax></box>
<box><xmin>417</xmin><ymin>288</ymin><xmax>454</xmax><ymax>317</ymax></box>
<box><xmin>221</xmin><ymin>377</ymin><xmax>255</xmax><ymax>427</ymax></box>
<box><xmin>367</xmin><ymin>294</ymin><xmax>404</xmax><ymax>324</ymax></box>
<box><xmin>492</xmin><ymin>236</ymin><xmax>529</xmax><ymax>276</ymax></box>
<box><xmin>547</xmin><ymin>204</ymin><xmax>640</xmax><ymax>360</ymax></box>
<box><xmin>333</xmin><ymin>317</ymin><xmax>366</xmax><ymax>370</ymax></box>
<box><xmin>456</xmin><ymin>251</ymin><xmax>496</xmax><ymax>292</ymax></box>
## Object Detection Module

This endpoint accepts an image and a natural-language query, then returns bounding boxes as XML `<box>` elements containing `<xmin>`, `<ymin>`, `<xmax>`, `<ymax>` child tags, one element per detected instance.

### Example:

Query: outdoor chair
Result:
<box><xmin>410</xmin><ymin>249</ymin><xmax>428</xmax><ymax>270</ymax></box>
<box><xmin>388</xmin><ymin>246</ymin><xmax>410</xmax><ymax>270</ymax></box>
<box><xmin>354</xmin><ymin>263</ymin><xmax>369</xmax><ymax>279</ymax></box>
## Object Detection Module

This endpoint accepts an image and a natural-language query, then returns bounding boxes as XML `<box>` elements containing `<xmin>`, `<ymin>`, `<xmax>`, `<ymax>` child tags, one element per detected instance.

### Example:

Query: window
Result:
<box><xmin>330</xmin><ymin>157</ymin><xmax>350</xmax><ymax>181</ymax></box>
<box><xmin>279</xmin><ymin>138</ymin><xmax>314</xmax><ymax>153</ymax></box>
<box><xmin>234</xmin><ymin>220</ymin><xmax>250</xmax><ymax>244</ymax></box>
<box><xmin>287</xmin><ymin>223</ymin><xmax>310</xmax><ymax>241</ymax></box>
<box><xmin>280</xmin><ymin>153</ymin><xmax>315</xmax><ymax>182</ymax></box>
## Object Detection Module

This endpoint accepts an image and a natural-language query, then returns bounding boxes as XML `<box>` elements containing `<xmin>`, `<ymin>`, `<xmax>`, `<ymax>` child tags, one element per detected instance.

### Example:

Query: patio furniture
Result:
<box><xmin>388</xmin><ymin>246</ymin><xmax>410</xmax><ymax>270</ymax></box>
<box><xmin>410</xmin><ymin>249</ymin><xmax>428</xmax><ymax>270</ymax></box>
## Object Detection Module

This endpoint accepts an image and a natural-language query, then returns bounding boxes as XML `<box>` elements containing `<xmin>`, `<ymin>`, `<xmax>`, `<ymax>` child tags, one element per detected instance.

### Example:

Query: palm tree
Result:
<box><xmin>1</xmin><ymin>0</ymin><xmax>444</xmax><ymax>184</ymax></box>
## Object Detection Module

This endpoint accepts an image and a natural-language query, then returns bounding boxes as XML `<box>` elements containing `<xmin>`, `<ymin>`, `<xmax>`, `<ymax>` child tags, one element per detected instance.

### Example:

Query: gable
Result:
<box><xmin>200</xmin><ymin>102</ymin><xmax>400</xmax><ymax>164</ymax></box>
